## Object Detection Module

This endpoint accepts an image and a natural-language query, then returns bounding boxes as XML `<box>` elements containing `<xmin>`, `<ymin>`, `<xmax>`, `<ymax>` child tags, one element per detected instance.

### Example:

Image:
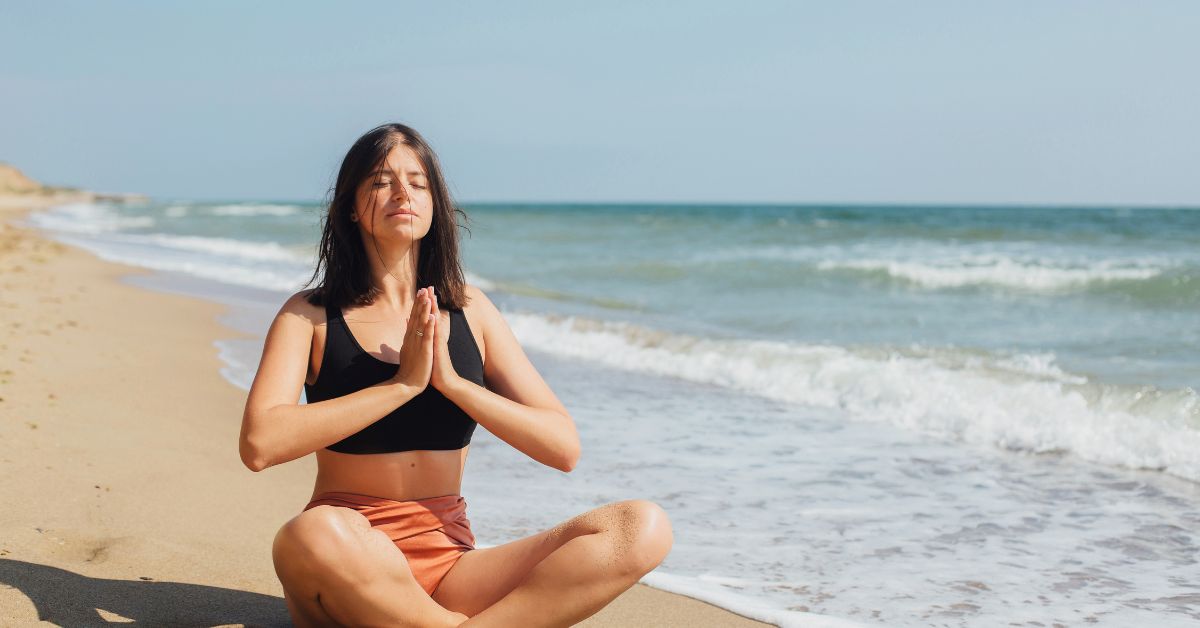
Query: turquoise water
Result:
<box><xmin>460</xmin><ymin>203</ymin><xmax>1200</xmax><ymax>387</ymax></box>
<box><xmin>28</xmin><ymin>200</ymin><xmax>1200</xmax><ymax>627</ymax></box>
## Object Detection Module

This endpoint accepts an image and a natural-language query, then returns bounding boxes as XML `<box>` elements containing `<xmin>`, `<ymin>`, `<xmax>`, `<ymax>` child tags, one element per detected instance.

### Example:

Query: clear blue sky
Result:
<box><xmin>2</xmin><ymin>1</ymin><xmax>1198</xmax><ymax>205</ymax></box>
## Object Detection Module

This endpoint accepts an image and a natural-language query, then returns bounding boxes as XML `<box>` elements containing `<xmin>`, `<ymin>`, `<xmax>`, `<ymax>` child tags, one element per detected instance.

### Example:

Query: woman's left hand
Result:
<box><xmin>429</xmin><ymin>288</ymin><xmax>464</xmax><ymax>394</ymax></box>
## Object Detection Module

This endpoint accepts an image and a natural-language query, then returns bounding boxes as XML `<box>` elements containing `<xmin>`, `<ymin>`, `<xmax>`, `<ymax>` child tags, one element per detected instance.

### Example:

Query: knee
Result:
<box><xmin>273</xmin><ymin>506</ymin><xmax>370</xmax><ymax>575</ymax></box>
<box><xmin>610</xmin><ymin>500</ymin><xmax>673</xmax><ymax>577</ymax></box>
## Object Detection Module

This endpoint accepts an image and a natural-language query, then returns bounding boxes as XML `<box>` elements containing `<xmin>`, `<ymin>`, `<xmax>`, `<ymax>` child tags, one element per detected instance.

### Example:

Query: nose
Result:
<box><xmin>390</xmin><ymin>179</ymin><xmax>409</xmax><ymax>201</ymax></box>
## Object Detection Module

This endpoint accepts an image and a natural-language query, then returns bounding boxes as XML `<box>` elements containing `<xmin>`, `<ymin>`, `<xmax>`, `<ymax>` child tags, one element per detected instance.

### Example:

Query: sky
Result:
<box><xmin>1</xmin><ymin>1</ymin><xmax>1198</xmax><ymax>206</ymax></box>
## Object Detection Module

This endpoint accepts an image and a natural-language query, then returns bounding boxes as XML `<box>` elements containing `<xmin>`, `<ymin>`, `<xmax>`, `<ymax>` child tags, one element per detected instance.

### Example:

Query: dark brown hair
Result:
<box><xmin>304</xmin><ymin>123</ymin><xmax>471</xmax><ymax>310</ymax></box>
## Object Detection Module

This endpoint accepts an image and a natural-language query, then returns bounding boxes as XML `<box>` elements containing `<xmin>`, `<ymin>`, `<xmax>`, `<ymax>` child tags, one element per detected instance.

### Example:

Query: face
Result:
<box><xmin>352</xmin><ymin>144</ymin><xmax>433</xmax><ymax>242</ymax></box>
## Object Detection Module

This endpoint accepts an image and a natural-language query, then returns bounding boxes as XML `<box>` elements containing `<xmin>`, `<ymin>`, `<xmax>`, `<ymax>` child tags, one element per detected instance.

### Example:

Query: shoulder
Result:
<box><xmin>254</xmin><ymin>289</ymin><xmax>323</xmax><ymax>377</ymax></box>
<box><xmin>462</xmin><ymin>283</ymin><xmax>505</xmax><ymax>344</ymax></box>
<box><xmin>277</xmin><ymin>289</ymin><xmax>325</xmax><ymax>328</ymax></box>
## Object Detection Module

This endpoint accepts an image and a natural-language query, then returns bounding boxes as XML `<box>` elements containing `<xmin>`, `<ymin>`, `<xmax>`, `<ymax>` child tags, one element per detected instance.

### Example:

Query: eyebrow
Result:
<box><xmin>370</xmin><ymin>169</ymin><xmax>427</xmax><ymax>177</ymax></box>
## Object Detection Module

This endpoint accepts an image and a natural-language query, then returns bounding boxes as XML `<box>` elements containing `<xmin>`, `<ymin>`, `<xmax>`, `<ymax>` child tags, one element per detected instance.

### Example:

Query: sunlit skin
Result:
<box><xmin>241</xmin><ymin>141</ymin><xmax>673</xmax><ymax>627</ymax></box>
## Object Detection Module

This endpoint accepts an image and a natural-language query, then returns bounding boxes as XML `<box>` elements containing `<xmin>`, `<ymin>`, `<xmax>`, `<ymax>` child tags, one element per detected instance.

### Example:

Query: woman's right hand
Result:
<box><xmin>390</xmin><ymin>286</ymin><xmax>438</xmax><ymax>390</ymax></box>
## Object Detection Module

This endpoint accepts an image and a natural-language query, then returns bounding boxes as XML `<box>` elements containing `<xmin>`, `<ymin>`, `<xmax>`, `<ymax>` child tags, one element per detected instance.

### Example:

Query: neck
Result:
<box><xmin>362</xmin><ymin>236</ymin><xmax>422</xmax><ymax>311</ymax></box>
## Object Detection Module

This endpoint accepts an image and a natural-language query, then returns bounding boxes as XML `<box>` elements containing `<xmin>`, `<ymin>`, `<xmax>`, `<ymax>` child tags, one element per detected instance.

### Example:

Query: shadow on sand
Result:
<box><xmin>0</xmin><ymin>559</ymin><xmax>289</xmax><ymax>627</ymax></box>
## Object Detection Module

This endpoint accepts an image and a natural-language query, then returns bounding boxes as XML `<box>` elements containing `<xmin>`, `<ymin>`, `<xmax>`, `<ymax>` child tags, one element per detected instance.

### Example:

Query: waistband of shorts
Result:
<box><xmin>304</xmin><ymin>491</ymin><xmax>465</xmax><ymax>512</ymax></box>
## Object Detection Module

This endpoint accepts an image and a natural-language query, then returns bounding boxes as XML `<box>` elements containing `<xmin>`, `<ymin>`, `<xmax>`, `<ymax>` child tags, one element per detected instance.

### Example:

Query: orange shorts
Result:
<box><xmin>303</xmin><ymin>491</ymin><xmax>476</xmax><ymax>596</ymax></box>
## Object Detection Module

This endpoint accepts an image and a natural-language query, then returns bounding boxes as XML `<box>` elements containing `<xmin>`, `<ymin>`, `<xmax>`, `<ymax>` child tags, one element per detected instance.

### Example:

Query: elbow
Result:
<box><xmin>556</xmin><ymin>417</ymin><xmax>581</xmax><ymax>473</ymax></box>
<box><xmin>239</xmin><ymin>428</ymin><xmax>272</xmax><ymax>472</ymax></box>
<box><xmin>240</xmin><ymin>442</ymin><xmax>269</xmax><ymax>472</ymax></box>
<box><xmin>558</xmin><ymin>442</ymin><xmax>581</xmax><ymax>473</ymax></box>
<box><xmin>243</xmin><ymin>453</ymin><xmax>269</xmax><ymax>473</ymax></box>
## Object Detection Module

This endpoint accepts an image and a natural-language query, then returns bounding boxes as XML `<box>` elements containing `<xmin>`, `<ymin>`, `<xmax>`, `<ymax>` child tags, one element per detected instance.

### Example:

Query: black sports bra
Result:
<box><xmin>304</xmin><ymin>303</ymin><xmax>484</xmax><ymax>454</ymax></box>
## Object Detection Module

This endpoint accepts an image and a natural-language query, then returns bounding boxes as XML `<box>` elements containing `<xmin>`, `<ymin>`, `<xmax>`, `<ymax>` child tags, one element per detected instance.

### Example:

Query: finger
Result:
<box><xmin>410</xmin><ymin>288</ymin><xmax>426</xmax><ymax>335</ymax></box>
<box><xmin>409</xmin><ymin>288</ymin><xmax>423</xmax><ymax>323</ymax></box>
<box><xmin>431</xmin><ymin>289</ymin><xmax>444</xmax><ymax>343</ymax></box>
<box><xmin>423</xmin><ymin>288</ymin><xmax>436</xmax><ymax>346</ymax></box>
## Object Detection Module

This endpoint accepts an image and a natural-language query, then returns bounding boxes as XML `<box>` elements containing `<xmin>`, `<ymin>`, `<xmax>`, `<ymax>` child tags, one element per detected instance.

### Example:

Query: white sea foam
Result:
<box><xmin>817</xmin><ymin>256</ymin><xmax>1164</xmax><ymax>290</ymax></box>
<box><xmin>700</xmin><ymin>242</ymin><xmax>1178</xmax><ymax>292</ymax></box>
<box><xmin>502</xmin><ymin>310</ymin><xmax>1200</xmax><ymax>482</ymax></box>
<box><xmin>26</xmin><ymin>202</ymin><xmax>318</xmax><ymax>290</ymax></box>
<box><xmin>29</xmin><ymin>202</ymin><xmax>155</xmax><ymax>234</ymax></box>
<box><xmin>986</xmin><ymin>351</ymin><xmax>1089</xmax><ymax>384</ymax></box>
<box><xmin>643</xmin><ymin>571</ymin><xmax>870</xmax><ymax>627</ymax></box>
<box><xmin>215</xmin><ymin>339</ymin><xmax>255</xmax><ymax>391</ymax></box>
<box><xmin>210</xmin><ymin>203</ymin><xmax>302</xmax><ymax>217</ymax></box>
<box><xmin>40</xmin><ymin>232</ymin><xmax>314</xmax><ymax>292</ymax></box>
<box><xmin>133</xmin><ymin>233</ymin><xmax>306</xmax><ymax>263</ymax></box>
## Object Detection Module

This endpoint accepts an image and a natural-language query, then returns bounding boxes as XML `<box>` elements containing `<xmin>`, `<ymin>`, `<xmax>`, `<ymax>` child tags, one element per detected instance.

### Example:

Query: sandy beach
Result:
<box><xmin>0</xmin><ymin>195</ymin><xmax>771</xmax><ymax>627</ymax></box>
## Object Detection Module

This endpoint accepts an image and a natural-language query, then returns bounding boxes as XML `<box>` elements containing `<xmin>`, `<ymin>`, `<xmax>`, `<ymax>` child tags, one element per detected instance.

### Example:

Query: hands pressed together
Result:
<box><xmin>390</xmin><ymin>285</ymin><xmax>462</xmax><ymax>395</ymax></box>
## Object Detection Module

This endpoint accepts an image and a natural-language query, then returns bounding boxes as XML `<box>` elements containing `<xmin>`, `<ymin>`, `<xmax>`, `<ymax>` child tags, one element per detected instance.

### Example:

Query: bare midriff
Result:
<box><xmin>312</xmin><ymin>446</ymin><xmax>470</xmax><ymax>503</ymax></box>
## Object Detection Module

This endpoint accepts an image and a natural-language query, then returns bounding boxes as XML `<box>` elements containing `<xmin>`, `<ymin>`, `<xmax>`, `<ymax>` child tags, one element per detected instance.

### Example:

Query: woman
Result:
<box><xmin>239</xmin><ymin>123</ymin><xmax>673</xmax><ymax>627</ymax></box>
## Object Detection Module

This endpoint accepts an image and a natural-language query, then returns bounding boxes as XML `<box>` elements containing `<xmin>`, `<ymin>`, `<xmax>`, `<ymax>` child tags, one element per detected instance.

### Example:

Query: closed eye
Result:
<box><xmin>372</xmin><ymin>180</ymin><xmax>427</xmax><ymax>190</ymax></box>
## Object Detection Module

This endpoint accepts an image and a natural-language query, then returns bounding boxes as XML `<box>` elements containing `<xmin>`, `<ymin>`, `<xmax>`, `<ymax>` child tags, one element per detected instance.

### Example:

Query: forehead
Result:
<box><xmin>372</xmin><ymin>145</ymin><xmax>426</xmax><ymax>177</ymax></box>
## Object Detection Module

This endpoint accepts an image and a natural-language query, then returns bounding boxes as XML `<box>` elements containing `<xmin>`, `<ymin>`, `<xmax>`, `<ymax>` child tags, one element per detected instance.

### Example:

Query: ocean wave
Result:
<box><xmin>132</xmin><ymin>233</ymin><xmax>307</xmax><ymax>263</ymax></box>
<box><xmin>55</xmin><ymin>233</ymin><xmax>314</xmax><ymax>292</ymax></box>
<box><xmin>503</xmin><ymin>311</ymin><xmax>1200</xmax><ymax>483</ymax></box>
<box><xmin>28</xmin><ymin>205</ymin><xmax>315</xmax><ymax>292</ymax></box>
<box><xmin>817</xmin><ymin>256</ymin><xmax>1167</xmax><ymax>291</ymax></box>
<box><xmin>698</xmin><ymin>242</ymin><xmax>1186</xmax><ymax>293</ymax></box>
<box><xmin>49</xmin><ymin>232</ymin><xmax>314</xmax><ymax>292</ymax></box>
<box><xmin>29</xmin><ymin>202</ymin><xmax>155</xmax><ymax>234</ymax></box>
<box><xmin>210</xmin><ymin>203</ymin><xmax>302</xmax><ymax>217</ymax></box>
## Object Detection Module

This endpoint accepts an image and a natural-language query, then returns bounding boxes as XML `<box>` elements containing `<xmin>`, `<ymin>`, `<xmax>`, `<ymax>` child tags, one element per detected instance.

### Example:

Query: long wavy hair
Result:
<box><xmin>304</xmin><ymin>123</ymin><xmax>471</xmax><ymax>310</ymax></box>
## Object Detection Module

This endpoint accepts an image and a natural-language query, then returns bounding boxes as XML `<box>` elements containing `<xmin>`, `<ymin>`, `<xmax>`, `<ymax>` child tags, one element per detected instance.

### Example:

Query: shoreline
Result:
<box><xmin>0</xmin><ymin>197</ymin><xmax>774</xmax><ymax>627</ymax></box>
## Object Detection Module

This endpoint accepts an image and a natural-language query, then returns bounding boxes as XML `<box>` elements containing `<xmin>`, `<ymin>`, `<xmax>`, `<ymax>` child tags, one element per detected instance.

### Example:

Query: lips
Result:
<box><xmin>386</xmin><ymin>210</ymin><xmax>417</xmax><ymax>217</ymax></box>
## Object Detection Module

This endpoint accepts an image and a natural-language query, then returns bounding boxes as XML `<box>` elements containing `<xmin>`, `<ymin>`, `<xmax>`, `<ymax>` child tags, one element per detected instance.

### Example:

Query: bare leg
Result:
<box><xmin>273</xmin><ymin>505</ymin><xmax>469</xmax><ymax>627</ymax></box>
<box><xmin>433</xmin><ymin>500</ymin><xmax>674</xmax><ymax>627</ymax></box>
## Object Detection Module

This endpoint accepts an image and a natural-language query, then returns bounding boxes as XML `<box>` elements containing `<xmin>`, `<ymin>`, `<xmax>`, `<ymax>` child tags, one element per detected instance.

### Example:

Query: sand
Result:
<box><xmin>0</xmin><ymin>197</ymin><xmax>772</xmax><ymax>627</ymax></box>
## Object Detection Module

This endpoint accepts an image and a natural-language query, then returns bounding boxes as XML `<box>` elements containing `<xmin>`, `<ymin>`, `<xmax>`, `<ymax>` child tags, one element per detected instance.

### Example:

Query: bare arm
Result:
<box><xmin>238</xmin><ymin>289</ymin><xmax>436</xmax><ymax>471</ymax></box>
<box><xmin>439</xmin><ymin>286</ymin><xmax>580</xmax><ymax>472</ymax></box>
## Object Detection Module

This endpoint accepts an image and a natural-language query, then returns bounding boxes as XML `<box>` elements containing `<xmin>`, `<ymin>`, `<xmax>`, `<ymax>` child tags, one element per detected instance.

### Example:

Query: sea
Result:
<box><xmin>25</xmin><ymin>200</ymin><xmax>1200</xmax><ymax>627</ymax></box>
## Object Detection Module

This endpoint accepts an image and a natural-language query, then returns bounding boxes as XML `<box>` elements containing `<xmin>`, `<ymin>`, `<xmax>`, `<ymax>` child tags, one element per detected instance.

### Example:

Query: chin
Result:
<box><xmin>373</xmin><ymin>227</ymin><xmax>427</xmax><ymax>241</ymax></box>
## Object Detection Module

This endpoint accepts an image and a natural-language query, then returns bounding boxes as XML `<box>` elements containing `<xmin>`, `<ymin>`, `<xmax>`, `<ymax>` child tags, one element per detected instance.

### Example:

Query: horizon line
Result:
<box><xmin>143</xmin><ymin>196</ymin><xmax>1200</xmax><ymax>211</ymax></box>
